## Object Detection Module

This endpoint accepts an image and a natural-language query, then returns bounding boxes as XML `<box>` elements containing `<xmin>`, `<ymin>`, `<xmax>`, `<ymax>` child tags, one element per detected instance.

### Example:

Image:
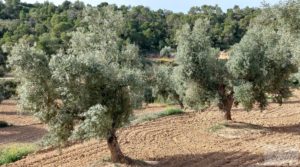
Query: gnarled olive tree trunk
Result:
<box><xmin>218</xmin><ymin>84</ymin><xmax>234</xmax><ymax>120</ymax></box>
<box><xmin>174</xmin><ymin>94</ymin><xmax>184</xmax><ymax>109</ymax></box>
<box><xmin>222</xmin><ymin>95</ymin><xmax>234</xmax><ymax>120</ymax></box>
<box><xmin>107</xmin><ymin>129</ymin><xmax>132</xmax><ymax>164</ymax></box>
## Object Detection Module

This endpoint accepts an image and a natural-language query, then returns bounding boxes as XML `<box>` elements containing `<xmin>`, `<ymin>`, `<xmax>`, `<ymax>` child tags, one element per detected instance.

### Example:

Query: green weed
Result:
<box><xmin>0</xmin><ymin>143</ymin><xmax>38</xmax><ymax>165</ymax></box>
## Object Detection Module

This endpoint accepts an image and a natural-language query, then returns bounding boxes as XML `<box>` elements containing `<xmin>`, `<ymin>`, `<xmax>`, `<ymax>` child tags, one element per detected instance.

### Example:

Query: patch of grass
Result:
<box><xmin>209</xmin><ymin>123</ymin><xmax>227</xmax><ymax>133</ymax></box>
<box><xmin>140</xmin><ymin>115</ymin><xmax>157</xmax><ymax>122</ymax></box>
<box><xmin>132</xmin><ymin>108</ymin><xmax>183</xmax><ymax>124</ymax></box>
<box><xmin>133</xmin><ymin>114</ymin><xmax>159</xmax><ymax>124</ymax></box>
<box><xmin>0</xmin><ymin>143</ymin><xmax>38</xmax><ymax>165</ymax></box>
<box><xmin>148</xmin><ymin>57</ymin><xmax>174</xmax><ymax>64</ymax></box>
<box><xmin>157</xmin><ymin>108</ymin><xmax>183</xmax><ymax>117</ymax></box>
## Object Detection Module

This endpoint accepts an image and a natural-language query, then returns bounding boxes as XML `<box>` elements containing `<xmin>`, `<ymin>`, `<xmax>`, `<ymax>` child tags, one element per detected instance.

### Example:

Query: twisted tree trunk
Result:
<box><xmin>223</xmin><ymin>95</ymin><xmax>234</xmax><ymax>120</ymax></box>
<box><xmin>174</xmin><ymin>94</ymin><xmax>184</xmax><ymax>109</ymax></box>
<box><xmin>218</xmin><ymin>84</ymin><xmax>234</xmax><ymax>120</ymax></box>
<box><xmin>178</xmin><ymin>100</ymin><xmax>184</xmax><ymax>109</ymax></box>
<box><xmin>107</xmin><ymin>129</ymin><xmax>132</xmax><ymax>164</ymax></box>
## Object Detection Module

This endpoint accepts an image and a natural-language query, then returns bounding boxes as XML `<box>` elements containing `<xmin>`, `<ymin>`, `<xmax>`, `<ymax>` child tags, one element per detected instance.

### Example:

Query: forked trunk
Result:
<box><xmin>107</xmin><ymin>129</ymin><xmax>132</xmax><ymax>164</ymax></box>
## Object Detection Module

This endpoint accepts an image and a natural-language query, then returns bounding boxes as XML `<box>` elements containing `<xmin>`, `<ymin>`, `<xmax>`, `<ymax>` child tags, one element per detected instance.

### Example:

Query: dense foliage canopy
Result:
<box><xmin>9</xmin><ymin>6</ymin><xmax>143</xmax><ymax>163</ymax></box>
<box><xmin>174</xmin><ymin>1</ymin><xmax>300</xmax><ymax>120</ymax></box>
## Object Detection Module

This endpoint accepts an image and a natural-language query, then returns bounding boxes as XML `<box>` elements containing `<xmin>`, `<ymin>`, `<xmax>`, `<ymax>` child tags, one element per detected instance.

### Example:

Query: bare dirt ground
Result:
<box><xmin>0</xmin><ymin>100</ymin><xmax>46</xmax><ymax>145</ymax></box>
<box><xmin>2</xmin><ymin>90</ymin><xmax>300</xmax><ymax>166</ymax></box>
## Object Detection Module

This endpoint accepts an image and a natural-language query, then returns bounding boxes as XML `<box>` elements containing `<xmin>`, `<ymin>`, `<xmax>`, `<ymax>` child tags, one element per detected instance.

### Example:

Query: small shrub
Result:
<box><xmin>0</xmin><ymin>144</ymin><xmax>38</xmax><ymax>165</ymax></box>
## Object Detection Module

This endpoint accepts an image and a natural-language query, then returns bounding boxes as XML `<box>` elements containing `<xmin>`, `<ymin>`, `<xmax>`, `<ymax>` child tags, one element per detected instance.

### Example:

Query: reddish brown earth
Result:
<box><xmin>2</xmin><ymin>91</ymin><xmax>300</xmax><ymax>166</ymax></box>
<box><xmin>0</xmin><ymin>100</ymin><xmax>46</xmax><ymax>145</ymax></box>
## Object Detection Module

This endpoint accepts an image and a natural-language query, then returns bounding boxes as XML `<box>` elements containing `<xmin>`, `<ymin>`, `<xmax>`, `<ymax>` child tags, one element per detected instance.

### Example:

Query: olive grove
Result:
<box><xmin>4</xmin><ymin>0</ymin><xmax>300</xmax><ymax>165</ymax></box>
<box><xmin>174</xmin><ymin>1</ymin><xmax>300</xmax><ymax>120</ymax></box>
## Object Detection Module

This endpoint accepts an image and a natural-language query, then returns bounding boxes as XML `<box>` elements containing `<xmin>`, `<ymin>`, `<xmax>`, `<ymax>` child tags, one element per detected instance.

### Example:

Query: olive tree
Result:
<box><xmin>153</xmin><ymin>65</ymin><xmax>184</xmax><ymax>108</ymax></box>
<box><xmin>175</xmin><ymin>16</ymin><xmax>299</xmax><ymax>120</ymax></box>
<box><xmin>175</xmin><ymin>19</ymin><xmax>220</xmax><ymax>111</ymax></box>
<box><xmin>228</xmin><ymin>0</ymin><xmax>300</xmax><ymax>113</ymax></box>
<box><xmin>9</xmin><ymin>6</ymin><xmax>143</xmax><ymax>164</ymax></box>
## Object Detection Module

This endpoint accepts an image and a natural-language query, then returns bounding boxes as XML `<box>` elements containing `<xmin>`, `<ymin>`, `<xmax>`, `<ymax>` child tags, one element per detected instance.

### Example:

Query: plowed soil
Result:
<box><xmin>2</xmin><ymin>91</ymin><xmax>300</xmax><ymax>167</ymax></box>
<box><xmin>0</xmin><ymin>100</ymin><xmax>46</xmax><ymax>145</ymax></box>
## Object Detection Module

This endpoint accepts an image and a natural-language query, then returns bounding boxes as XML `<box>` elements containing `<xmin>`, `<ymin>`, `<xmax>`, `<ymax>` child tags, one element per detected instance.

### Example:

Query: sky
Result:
<box><xmin>21</xmin><ymin>0</ymin><xmax>281</xmax><ymax>13</ymax></box>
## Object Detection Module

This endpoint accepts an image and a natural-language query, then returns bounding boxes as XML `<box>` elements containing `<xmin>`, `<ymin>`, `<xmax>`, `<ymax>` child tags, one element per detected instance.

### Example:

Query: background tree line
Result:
<box><xmin>0</xmin><ymin>0</ymin><xmax>260</xmax><ymax>76</ymax></box>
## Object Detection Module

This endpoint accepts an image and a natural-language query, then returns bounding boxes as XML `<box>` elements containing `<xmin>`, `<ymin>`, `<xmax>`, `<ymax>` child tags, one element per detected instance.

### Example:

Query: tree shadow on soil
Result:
<box><xmin>280</xmin><ymin>100</ymin><xmax>300</xmax><ymax>104</ymax></box>
<box><xmin>0</xmin><ymin>124</ymin><xmax>47</xmax><ymax>144</ymax></box>
<box><xmin>225</xmin><ymin>121</ymin><xmax>300</xmax><ymax>136</ymax></box>
<box><xmin>0</xmin><ymin>111</ymin><xmax>31</xmax><ymax>116</ymax></box>
<box><xmin>147</xmin><ymin>151</ymin><xmax>264</xmax><ymax>167</ymax></box>
<box><xmin>230</xmin><ymin>100</ymin><xmax>300</xmax><ymax>112</ymax></box>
